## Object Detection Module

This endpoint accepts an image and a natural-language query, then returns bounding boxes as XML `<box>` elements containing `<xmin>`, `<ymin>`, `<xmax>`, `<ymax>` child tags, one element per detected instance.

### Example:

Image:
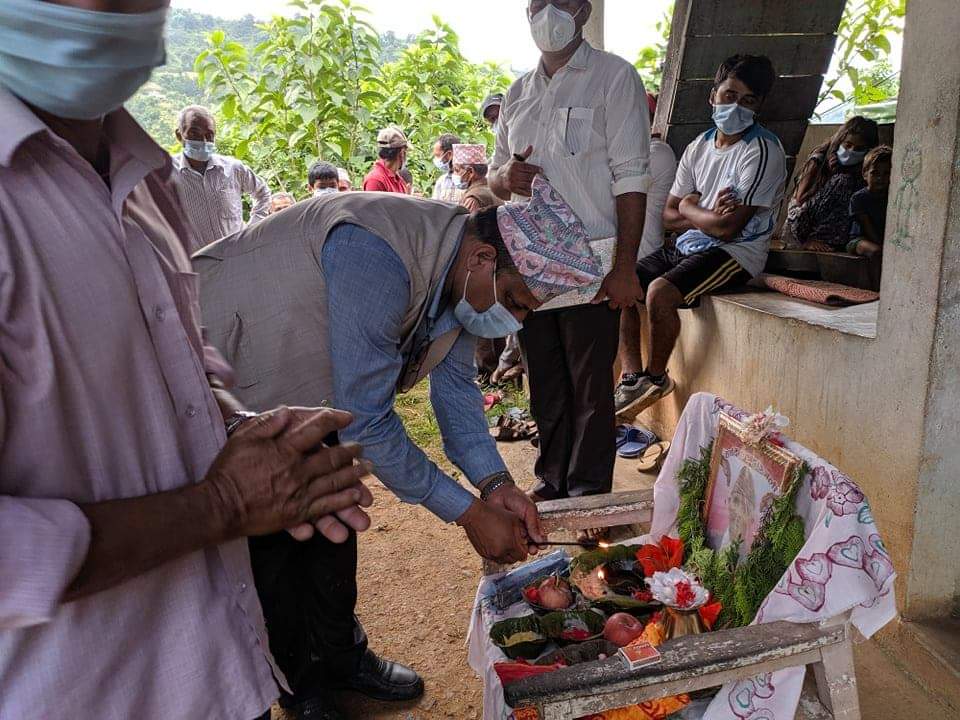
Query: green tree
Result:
<box><xmin>195</xmin><ymin>0</ymin><xmax>385</xmax><ymax>193</ymax></box>
<box><xmin>127</xmin><ymin>9</ymin><xmax>264</xmax><ymax>144</ymax></box>
<box><xmin>634</xmin><ymin>2</ymin><xmax>673</xmax><ymax>94</ymax></box>
<box><xmin>372</xmin><ymin>17</ymin><xmax>512</xmax><ymax>193</ymax></box>
<box><xmin>194</xmin><ymin>0</ymin><xmax>511</xmax><ymax>196</ymax></box>
<box><xmin>819</xmin><ymin>0</ymin><xmax>906</xmax><ymax>108</ymax></box>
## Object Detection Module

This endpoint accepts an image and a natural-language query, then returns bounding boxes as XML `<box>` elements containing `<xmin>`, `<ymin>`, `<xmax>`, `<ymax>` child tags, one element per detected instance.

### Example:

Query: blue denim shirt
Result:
<box><xmin>322</xmin><ymin>223</ymin><xmax>507</xmax><ymax>522</ymax></box>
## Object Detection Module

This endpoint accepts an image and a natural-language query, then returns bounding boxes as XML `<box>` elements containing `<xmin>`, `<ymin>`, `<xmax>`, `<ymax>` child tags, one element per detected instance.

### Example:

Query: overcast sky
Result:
<box><xmin>170</xmin><ymin>0</ymin><xmax>674</xmax><ymax>72</ymax></box>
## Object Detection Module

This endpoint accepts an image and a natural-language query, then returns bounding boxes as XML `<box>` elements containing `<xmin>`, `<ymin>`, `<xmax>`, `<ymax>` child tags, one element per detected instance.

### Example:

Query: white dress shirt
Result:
<box><xmin>492</xmin><ymin>41</ymin><xmax>651</xmax><ymax>240</ymax></box>
<box><xmin>640</xmin><ymin>137</ymin><xmax>679</xmax><ymax>257</ymax></box>
<box><xmin>171</xmin><ymin>152</ymin><xmax>271</xmax><ymax>252</ymax></box>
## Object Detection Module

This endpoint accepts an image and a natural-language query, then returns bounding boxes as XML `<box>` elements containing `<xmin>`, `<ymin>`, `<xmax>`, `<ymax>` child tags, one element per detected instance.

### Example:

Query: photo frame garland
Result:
<box><xmin>676</xmin><ymin>427</ymin><xmax>809</xmax><ymax>629</ymax></box>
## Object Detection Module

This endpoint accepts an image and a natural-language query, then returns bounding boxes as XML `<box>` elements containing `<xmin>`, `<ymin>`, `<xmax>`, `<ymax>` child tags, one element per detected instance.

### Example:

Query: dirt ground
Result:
<box><xmin>338</xmin><ymin>441</ymin><xmax>539</xmax><ymax>720</ymax></box>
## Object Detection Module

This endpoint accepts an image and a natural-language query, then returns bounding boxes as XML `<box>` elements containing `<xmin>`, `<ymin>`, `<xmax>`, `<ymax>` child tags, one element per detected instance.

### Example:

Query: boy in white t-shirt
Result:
<box><xmin>616</xmin><ymin>55</ymin><xmax>787</xmax><ymax>417</ymax></box>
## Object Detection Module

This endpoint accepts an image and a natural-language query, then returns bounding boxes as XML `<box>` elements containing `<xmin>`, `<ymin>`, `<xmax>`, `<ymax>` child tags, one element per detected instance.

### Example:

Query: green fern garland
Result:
<box><xmin>676</xmin><ymin>443</ymin><xmax>808</xmax><ymax>629</ymax></box>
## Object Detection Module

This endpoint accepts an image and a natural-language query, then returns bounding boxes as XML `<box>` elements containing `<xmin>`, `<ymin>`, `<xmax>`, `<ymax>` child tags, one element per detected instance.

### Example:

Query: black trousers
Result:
<box><xmin>249</xmin><ymin>529</ymin><xmax>368</xmax><ymax>703</ymax></box>
<box><xmin>518</xmin><ymin>303</ymin><xmax>621</xmax><ymax>499</ymax></box>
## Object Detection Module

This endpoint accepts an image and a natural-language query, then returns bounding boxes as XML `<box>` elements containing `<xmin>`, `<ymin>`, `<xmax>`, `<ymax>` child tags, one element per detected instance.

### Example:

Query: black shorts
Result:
<box><xmin>636</xmin><ymin>247</ymin><xmax>751</xmax><ymax>307</ymax></box>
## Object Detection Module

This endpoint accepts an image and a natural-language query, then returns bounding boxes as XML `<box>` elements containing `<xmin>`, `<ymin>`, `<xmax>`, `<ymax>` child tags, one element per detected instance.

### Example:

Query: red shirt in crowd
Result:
<box><xmin>362</xmin><ymin>159</ymin><xmax>408</xmax><ymax>194</ymax></box>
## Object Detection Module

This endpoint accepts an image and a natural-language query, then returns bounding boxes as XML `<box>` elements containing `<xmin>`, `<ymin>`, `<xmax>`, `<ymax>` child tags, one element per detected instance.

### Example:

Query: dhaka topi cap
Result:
<box><xmin>337</xmin><ymin>167</ymin><xmax>350</xmax><ymax>182</ymax></box>
<box><xmin>496</xmin><ymin>175</ymin><xmax>603</xmax><ymax>303</ymax></box>
<box><xmin>377</xmin><ymin>126</ymin><xmax>410</xmax><ymax>149</ymax></box>
<box><xmin>452</xmin><ymin>143</ymin><xmax>487</xmax><ymax>166</ymax></box>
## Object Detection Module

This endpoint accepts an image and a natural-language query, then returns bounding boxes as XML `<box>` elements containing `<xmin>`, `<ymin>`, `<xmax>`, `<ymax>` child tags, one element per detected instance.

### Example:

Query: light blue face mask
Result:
<box><xmin>452</xmin><ymin>173</ymin><xmax>468</xmax><ymax>190</ymax></box>
<box><xmin>183</xmin><ymin>140</ymin><xmax>217</xmax><ymax>162</ymax></box>
<box><xmin>836</xmin><ymin>145</ymin><xmax>867</xmax><ymax>167</ymax></box>
<box><xmin>434</xmin><ymin>156</ymin><xmax>450</xmax><ymax>173</ymax></box>
<box><xmin>0</xmin><ymin>0</ymin><xmax>167</xmax><ymax>120</ymax></box>
<box><xmin>454</xmin><ymin>269</ymin><xmax>523</xmax><ymax>339</ymax></box>
<box><xmin>712</xmin><ymin>102</ymin><xmax>756</xmax><ymax>136</ymax></box>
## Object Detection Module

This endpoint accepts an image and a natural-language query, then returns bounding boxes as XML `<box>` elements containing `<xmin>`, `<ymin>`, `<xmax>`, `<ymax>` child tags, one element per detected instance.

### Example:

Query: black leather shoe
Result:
<box><xmin>281</xmin><ymin>694</ymin><xmax>346</xmax><ymax>720</ymax></box>
<box><xmin>339</xmin><ymin>650</ymin><xmax>424</xmax><ymax>702</ymax></box>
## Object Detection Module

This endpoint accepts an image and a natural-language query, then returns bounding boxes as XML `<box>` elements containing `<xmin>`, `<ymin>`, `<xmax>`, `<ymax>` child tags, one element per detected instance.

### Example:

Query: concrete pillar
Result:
<box><xmin>898</xmin><ymin>0</ymin><xmax>960</xmax><ymax>618</ymax></box>
<box><xmin>584</xmin><ymin>0</ymin><xmax>604</xmax><ymax>49</ymax></box>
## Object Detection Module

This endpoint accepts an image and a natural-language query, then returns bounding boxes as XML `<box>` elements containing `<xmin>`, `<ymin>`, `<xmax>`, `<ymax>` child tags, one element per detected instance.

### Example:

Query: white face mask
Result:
<box><xmin>711</xmin><ymin>102</ymin><xmax>756</xmax><ymax>136</ymax></box>
<box><xmin>836</xmin><ymin>145</ymin><xmax>867</xmax><ymax>167</ymax></box>
<box><xmin>528</xmin><ymin>4</ymin><xmax>583</xmax><ymax>53</ymax></box>
<box><xmin>313</xmin><ymin>187</ymin><xmax>337</xmax><ymax>197</ymax></box>
<box><xmin>182</xmin><ymin>140</ymin><xmax>216</xmax><ymax>162</ymax></box>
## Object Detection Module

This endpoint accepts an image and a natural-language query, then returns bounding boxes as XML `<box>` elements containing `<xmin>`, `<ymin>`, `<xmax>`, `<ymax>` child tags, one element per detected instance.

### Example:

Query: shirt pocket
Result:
<box><xmin>217</xmin><ymin>181</ymin><xmax>242</xmax><ymax>223</ymax></box>
<box><xmin>554</xmin><ymin>106</ymin><xmax>596</xmax><ymax>157</ymax></box>
<box><xmin>224</xmin><ymin>312</ymin><xmax>258</xmax><ymax>389</ymax></box>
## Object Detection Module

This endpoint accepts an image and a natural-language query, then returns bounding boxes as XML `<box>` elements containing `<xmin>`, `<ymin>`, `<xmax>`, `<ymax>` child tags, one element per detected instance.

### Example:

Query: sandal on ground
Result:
<box><xmin>637</xmin><ymin>441</ymin><xmax>671</xmax><ymax>472</ymax></box>
<box><xmin>491</xmin><ymin>415</ymin><xmax>537</xmax><ymax>442</ymax></box>
<box><xmin>617</xmin><ymin>426</ymin><xmax>658</xmax><ymax>459</ymax></box>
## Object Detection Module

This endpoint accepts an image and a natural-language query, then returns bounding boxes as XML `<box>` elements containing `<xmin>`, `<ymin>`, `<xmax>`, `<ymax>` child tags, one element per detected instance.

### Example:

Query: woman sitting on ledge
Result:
<box><xmin>786</xmin><ymin>116</ymin><xmax>879</xmax><ymax>252</ymax></box>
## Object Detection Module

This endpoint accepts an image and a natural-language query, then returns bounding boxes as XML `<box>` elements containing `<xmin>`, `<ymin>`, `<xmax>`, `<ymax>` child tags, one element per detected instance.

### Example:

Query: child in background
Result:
<box><xmin>848</xmin><ymin>145</ymin><xmax>893</xmax><ymax>258</ymax></box>
<box><xmin>787</xmin><ymin>116</ymin><xmax>880</xmax><ymax>251</ymax></box>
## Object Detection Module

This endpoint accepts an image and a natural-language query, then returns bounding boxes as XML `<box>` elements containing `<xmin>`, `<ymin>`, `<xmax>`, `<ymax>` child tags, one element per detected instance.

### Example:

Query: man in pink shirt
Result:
<box><xmin>0</xmin><ymin>1</ymin><xmax>373</xmax><ymax>719</ymax></box>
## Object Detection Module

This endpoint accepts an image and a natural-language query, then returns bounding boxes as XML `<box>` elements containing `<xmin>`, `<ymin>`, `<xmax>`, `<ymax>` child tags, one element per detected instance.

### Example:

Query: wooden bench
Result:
<box><xmin>484</xmin><ymin>490</ymin><xmax>861</xmax><ymax>719</ymax></box>
<box><xmin>505</xmin><ymin>620</ymin><xmax>856</xmax><ymax>720</ymax></box>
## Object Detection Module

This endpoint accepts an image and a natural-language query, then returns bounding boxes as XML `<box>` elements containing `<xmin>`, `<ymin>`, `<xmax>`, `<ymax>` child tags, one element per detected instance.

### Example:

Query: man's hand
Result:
<box><xmin>281</xmin><ymin>407</ymin><xmax>374</xmax><ymax>543</ymax></box>
<box><xmin>592</xmin><ymin>265</ymin><xmax>644</xmax><ymax>310</ymax></box>
<box><xmin>803</xmin><ymin>240</ymin><xmax>834</xmax><ymax>252</ymax></box>
<box><xmin>500</xmin><ymin>145</ymin><xmax>543</xmax><ymax>197</ymax></box>
<box><xmin>485</xmin><ymin>482</ymin><xmax>545</xmax><ymax>555</ymax></box>
<box><xmin>712</xmin><ymin>187</ymin><xmax>740</xmax><ymax>216</ymax></box>
<box><xmin>204</xmin><ymin>407</ymin><xmax>374</xmax><ymax>543</ymax></box>
<box><xmin>457</xmin><ymin>499</ymin><xmax>530</xmax><ymax>564</ymax></box>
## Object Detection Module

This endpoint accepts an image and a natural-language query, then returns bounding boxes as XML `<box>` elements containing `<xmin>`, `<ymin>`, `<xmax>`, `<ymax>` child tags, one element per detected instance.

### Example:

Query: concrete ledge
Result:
<box><xmin>874</xmin><ymin>618</ymin><xmax>960</xmax><ymax>713</ymax></box>
<box><xmin>712</xmin><ymin>291</ymin><xmax>879</xmax><ymax>339</ymax></box>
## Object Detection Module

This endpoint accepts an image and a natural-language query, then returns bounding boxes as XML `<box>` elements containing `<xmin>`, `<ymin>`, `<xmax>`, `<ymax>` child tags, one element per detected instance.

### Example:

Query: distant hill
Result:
<box><xmin>127</xmin><ymin>9</ymin><xmax>265</xmax><ymax>145</ymax></box>
<box><xmin>127</xmin><ymin>9</ymin><xmax>414</xmax><ymax>146</ymax></box>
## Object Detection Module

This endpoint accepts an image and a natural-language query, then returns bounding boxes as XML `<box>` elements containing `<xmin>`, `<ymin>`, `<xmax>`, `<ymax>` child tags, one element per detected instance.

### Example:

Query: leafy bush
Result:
<box><xmin>195</xmin><ymin>0</ymin><xmax>511</xmax><ymax>195</ymax></box>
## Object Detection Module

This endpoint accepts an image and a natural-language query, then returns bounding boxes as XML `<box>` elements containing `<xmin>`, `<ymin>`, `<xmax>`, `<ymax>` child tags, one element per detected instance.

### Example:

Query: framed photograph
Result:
<box><xmin>704</xmin><ymin>413</ymin><xmax>802</xmax><ymax>560</ymax></box>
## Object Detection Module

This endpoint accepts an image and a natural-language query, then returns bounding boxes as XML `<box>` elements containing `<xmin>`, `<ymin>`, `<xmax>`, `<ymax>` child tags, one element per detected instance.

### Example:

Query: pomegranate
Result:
<box><xmin>537</xmin><ymin>576</ymin><xmax>574</xmax><ymax>610</ymax></box>
<box><xmin>603</xmin><ymin>612</ymin><xmax>645</xmax><ymax>647</ymax></box>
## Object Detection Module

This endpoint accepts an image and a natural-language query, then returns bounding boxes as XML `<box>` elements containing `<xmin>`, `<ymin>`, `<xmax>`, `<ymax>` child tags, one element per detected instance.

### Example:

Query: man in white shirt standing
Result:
<box><xmin>615</xmin><ymin>92</ymin><xmax>677</xmax><ymax>415</ymax></box>
<box><xmin>616</xmin><ymin>55</ymin><xmax>787</xmax><ymax>416</ymax></box>
<box><xmin>490</xmin><ymin>0</ymin><xmax>650</xmax><ymax>507</ymax></box>
<box><xmin>431</xmin><ymin>132</ymin><xmax>463</xmax><ymax>203</ymax></box>
<box><xmin>172</xmin><ymin>105</ymin><xmax>271</xmax><ymax>252</ymax></box>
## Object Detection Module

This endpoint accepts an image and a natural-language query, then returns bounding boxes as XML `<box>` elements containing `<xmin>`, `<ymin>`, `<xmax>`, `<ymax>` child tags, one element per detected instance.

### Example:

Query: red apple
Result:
<box><xmin>538</xmin><ymin>576</ymin><xmax>574</xmax><ymax>609</ymax></box>
<box><xmin>603</xmin><ymin>612</ymin><xmax>645</xmax><ymax>647</ymax></box>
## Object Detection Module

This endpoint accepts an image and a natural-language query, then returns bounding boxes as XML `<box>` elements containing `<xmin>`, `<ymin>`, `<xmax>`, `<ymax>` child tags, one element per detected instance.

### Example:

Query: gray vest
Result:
<box><xmin>193</xmin><ymin>192</ymin><xmax>469</xmax><ymax>411</ymax></box>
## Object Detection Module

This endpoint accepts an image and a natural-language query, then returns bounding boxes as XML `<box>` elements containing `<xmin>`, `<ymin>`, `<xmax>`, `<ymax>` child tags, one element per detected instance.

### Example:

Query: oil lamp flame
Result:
<box><xmin>597</xmin><ymin>568</ymin><xmax>606</xmax><ymax>581</ymax></box>
<box><xmin>598</xmin><ymin>541</ymin><xmax>611</xmax><ymax>549</ymax></box>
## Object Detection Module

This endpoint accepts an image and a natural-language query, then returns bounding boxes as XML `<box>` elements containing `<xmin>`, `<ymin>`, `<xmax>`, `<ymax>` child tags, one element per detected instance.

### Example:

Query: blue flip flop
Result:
<box><xmin>615</xmin><ymin>424</ymin><xmax>633</xmax><ymax>448</ymax></box>
<box><xmin>617</xmin><ymin>427</ymin><xmax>658</xmax><ymax>459</ymax></box>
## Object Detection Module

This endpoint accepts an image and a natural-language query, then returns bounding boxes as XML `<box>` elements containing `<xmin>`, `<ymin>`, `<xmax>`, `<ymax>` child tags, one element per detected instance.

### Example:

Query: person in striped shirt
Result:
<box><xmin>171</xmin><ymin>105</ymin><xmax>272</xmax><ymax>252</ymax></box>
<box><xmin>615</xmin><ymin>55</ymin><xmax>787</xmax><ymax>417</ymax></box>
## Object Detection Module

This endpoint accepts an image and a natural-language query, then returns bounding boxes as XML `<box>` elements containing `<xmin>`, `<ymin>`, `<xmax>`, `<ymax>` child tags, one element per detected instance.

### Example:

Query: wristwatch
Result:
<box><xmin>225</xmin><ymin>410</ymin><xmax>258</xmax><ymax>437</ymax></box>
<box><xmin>480</xmin><ymin>471</ymin><xmax>515</xmax><ymax>501</ymax></box>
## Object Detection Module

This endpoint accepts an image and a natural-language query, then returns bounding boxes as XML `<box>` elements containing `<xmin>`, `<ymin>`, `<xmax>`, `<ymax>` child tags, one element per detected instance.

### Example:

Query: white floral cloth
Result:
<box><xmin>651</xmin><ymin>393</ymin><xmax>897</xmax><ymax>720</ymax></box>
